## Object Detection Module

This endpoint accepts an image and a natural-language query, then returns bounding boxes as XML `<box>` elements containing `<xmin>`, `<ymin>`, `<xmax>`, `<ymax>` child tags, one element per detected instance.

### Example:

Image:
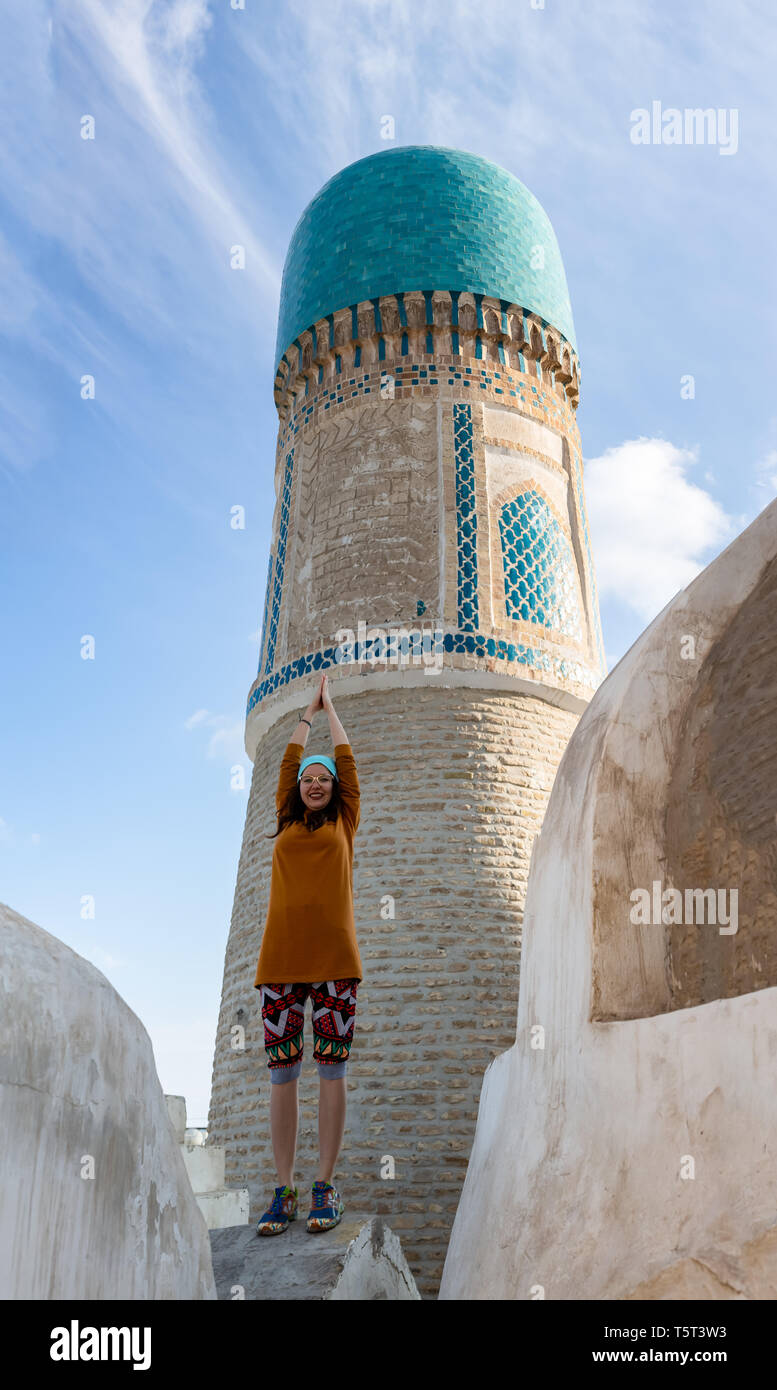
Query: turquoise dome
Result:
<box><xmin>275</xmin><ymin>145</ymin><xmax>576</xmax><ymax>369</ymax></box>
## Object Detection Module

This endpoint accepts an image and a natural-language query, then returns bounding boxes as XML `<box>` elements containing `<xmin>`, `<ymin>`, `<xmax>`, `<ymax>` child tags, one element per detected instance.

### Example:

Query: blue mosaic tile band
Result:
<box><xmin>276</xmin><ymin>146</ymin><xmax>576</xmax><ymax>368</ymax></box>
<box><xmin>453</xmin><ymin>403</ymin><xmax>479</xmax><ymax>630</ymax></box>
<box><xmin>257</xmin><ymin>548</ymin><xmax>273</xmax><ymax>677</ymax></box>
<box><xmin>280</xmin><ymin>361</ymin><xmax>569</xmax><ymax>442</ymax></box>
<box><xmin>246</xmin><ymin>629</ymin><xmax>599</xmax><ymax>720</ymax></box>
<box><xmin>261</xmin><ymin>448</ymin><xmax>295</xmax><ymax>675</ymax></box>
<box><xmin>499</xmin><ymin>491</ymin><xmax>582</xmax><ymax>643</ymax></box>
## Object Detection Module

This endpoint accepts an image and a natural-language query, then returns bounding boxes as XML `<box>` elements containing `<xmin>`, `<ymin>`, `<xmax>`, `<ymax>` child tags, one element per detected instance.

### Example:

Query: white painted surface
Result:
<box><xmin>181</xmin><ymin>1143</ymin><xmax>226</xmax><ymax>1192</ymax></box>
<box><xmin>196</xmin><ymin>1189</ymin><xmax>250</xmax><ymax>1230</ymax></box>
<box><xmin>440</xmin><ymin>497</ymin><xmax>777</xmax><ymax>1300</ymax></box>
<box><xmin>329</xmin><ymin>1218</ymin><xmax>421</xmax><ymax>1300</ymax></box>
<box><xmin>166</xmin><ymin>1095</ymin><xmax>187</xmax><ymax>1144</ymax></box>
<box><xmin>0</xmin><ymin>903</ymin><xmax>217</xmax><ymax>1300</ymax></box>
<box><xmin>164</xmin><ymin>1097</ymin><xmax>250</xmax><ymax>1232</ymax></box>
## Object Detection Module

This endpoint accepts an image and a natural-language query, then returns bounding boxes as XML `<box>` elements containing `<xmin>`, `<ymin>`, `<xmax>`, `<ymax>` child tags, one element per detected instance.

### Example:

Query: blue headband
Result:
<box><xmin>297</xmin><ymin>754</ymin><xmax>338</xmax><ymax>783</ymax></box>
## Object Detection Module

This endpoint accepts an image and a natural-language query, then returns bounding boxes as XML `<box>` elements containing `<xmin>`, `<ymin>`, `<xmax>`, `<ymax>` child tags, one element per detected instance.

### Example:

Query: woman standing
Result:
<box><xmin>253</xmin><ymin>672</ymin><xmax>363</xmax><ymax>1236</ymax></box>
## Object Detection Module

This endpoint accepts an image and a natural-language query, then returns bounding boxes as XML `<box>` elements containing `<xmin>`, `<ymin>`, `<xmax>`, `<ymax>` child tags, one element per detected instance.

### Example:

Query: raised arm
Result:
<box><xmin>289</xmin><ymin>691</ymin><xmax>318</xmax><ymax>749</ymax></box>
<box><xmin>283</xmin><ymin>675</ymin><xmax>359</xmax><ymax>827</ymax></box>
<box><xmin>322</xmin><ymin>674</ymin><xmax>359</xmax><ymax>832</ymax></box>
<box><xmin>320</xmin><ymin>671</ymin><xmax>349</xmax><ymax>747</ymax></box>
<box><xmin>275</xmin><ymin>691</ymin><xmax>319</xmax><ymax>809</ymax></box>
<box><xmin>326</xmin><ymin>704</ymin><xmax>348</xmax><ymax>746</ymax></box>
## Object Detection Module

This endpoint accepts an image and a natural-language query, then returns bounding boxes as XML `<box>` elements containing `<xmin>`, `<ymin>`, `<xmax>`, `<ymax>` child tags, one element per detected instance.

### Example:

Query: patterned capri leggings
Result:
<box><xmin>259</xmin><ymin>979</ymin><xmax>359</xmax><ymax>1084</ymax></box>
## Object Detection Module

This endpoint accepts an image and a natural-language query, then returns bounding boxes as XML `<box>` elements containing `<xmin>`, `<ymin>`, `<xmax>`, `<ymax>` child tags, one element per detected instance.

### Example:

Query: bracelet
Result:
<box><xmin>300</xmin><ymin>717</ymin><xmax>312</xmax><ymax>727</ymax></box>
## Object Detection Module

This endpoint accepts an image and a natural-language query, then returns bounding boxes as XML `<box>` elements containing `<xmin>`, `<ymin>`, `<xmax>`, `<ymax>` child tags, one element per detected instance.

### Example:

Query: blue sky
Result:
<box><xmin>2</xmin><ymin>0</ymin><xmax>775</xmax><ymax>1125</ymax></box>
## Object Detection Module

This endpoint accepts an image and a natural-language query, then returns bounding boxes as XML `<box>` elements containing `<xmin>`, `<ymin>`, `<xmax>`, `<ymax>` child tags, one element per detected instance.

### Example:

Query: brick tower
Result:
<box><xmin>208</xmin><ymin>146</ymin><xmax>605</xmax><ymax>1298</ymax></box>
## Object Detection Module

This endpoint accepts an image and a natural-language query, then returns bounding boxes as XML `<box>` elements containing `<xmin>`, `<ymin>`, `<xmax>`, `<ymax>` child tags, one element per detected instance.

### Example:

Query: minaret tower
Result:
<box><xmin>209</xmin><ymin>146</ymin><xmax>605</xmax><ymax>1298</ymax></box>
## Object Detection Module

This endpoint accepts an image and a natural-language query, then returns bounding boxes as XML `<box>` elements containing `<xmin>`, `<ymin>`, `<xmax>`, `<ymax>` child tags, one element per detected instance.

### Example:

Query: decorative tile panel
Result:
<box><xmin>257</xmin><ymin>548</ymin><xmax>273</xmax><ymax>676</ymax></box>
<box><xmin>262</xmin><ymin>448</ymin><xmax>294</xmax><ymax>675</ymax></box>
<box><xmin>453</xmin><ymin>403</ymin><xmax>479</xmax><ymax>630</ymax></box>
<box><xmin>499</xmin><ymin>490</ymin><xmax>583</xmax><ymax>643</ymax></box>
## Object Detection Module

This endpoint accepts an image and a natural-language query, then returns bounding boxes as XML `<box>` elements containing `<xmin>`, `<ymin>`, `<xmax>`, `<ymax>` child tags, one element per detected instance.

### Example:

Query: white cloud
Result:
<box><xmin>755</xmin><ymin>448</ymin><xmax>777</xmax><ymax>495</ymax></box>
<box><xmin>584</xmin><ymin>438</ymin><xmax>734</xmax><ymax>622</ymax></box>
<box><xmin>86</xmin><ymin>944</ymin><xmax>128</xmax><ymax>971</ymax></box>
<box><xmin>184</xmin><ymin>708</ymin><xmax>210</xmax><ymax>730</ymax></box>
<box><xmin>0</xmin><ymin>819</ymin><xmax>43</xmax><ymax>847</ymax></box>
<box><xmin>184</xmin><ymin>708</ymin><xmax>245</xmax><ymax>762</ymax></box>
<box><xmin>204</xmin><ymin>718</ymin><xmax>244</xmax><ymax>762</ymax></box>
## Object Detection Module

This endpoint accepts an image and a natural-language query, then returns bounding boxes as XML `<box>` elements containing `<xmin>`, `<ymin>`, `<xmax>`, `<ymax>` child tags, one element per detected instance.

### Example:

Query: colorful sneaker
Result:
<box><xmin>306</xmin><ymin>1180</ymin><xmax>345</xmax><ymax>1233</ymax></box>
<box><xmin>255</xmin><ymin>1185</ymin><xmax>299</xmax><ymax>1236</ymax></box>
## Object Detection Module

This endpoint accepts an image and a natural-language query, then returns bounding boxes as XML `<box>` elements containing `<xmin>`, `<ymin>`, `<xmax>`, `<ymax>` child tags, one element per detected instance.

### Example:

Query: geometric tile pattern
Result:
<box><xmin>453</xmin><ymin>403</ymin><xmax>478</xmax><ymax>631</ymax></box>
<box><xmin>499</xmin><ymin>490</ymin><xmax>583</xmax><ymax>643</ymax></box>
<box><xmin>257</xmin><ymin>547</ymin><xmax>274</xmax><ymax>679</ymax></box>
<box><xmin>261</xmin><ymin>448</ymin><xmax>294</xmax><ymax>676</ymax></box>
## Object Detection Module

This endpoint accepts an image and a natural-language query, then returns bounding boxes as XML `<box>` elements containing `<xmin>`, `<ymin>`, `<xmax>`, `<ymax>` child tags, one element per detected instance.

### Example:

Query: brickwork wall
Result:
<box><xmin>283</xmin><ymin>399</ymin><xmax>441</xmax><ymax>659</ymax></box>
<box><xmin>208</xmin><ymin>683</ymin><xmax>578</xmax><ymax>1299</ymax></box>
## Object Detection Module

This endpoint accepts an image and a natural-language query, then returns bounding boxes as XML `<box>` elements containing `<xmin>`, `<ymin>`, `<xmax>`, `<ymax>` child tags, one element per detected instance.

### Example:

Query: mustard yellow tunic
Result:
<box><xmin>253</xmin><ymin>742</ymin><xmax>363</xmax><ymax>986</ymax></box>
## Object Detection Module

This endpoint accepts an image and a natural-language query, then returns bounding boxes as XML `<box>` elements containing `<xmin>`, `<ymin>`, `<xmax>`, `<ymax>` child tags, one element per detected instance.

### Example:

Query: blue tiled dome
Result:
<box><xmin>275</xmin><ymin>145</ymin><xmax>577</xmax><ymax>369</ymax></box>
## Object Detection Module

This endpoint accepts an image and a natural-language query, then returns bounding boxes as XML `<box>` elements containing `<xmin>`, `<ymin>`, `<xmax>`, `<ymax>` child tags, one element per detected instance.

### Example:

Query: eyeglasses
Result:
<box><xmin>301</xmin><ymin>774</ymin><xmax>332</xmax><ymax>785</ymax></box>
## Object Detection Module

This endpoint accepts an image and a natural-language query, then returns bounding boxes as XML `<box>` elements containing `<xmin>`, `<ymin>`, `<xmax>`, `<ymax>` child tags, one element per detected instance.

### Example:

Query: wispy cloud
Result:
<box><xmin>63</xmin><ymin>0</ymin><xmax>278</xmax><ymax>296</ymax></box>
<box><xmin>184</xmin><ymin>708</ymin><xmax>210</xmax><ymax>730</ymax></box>
<box><xmin>0</xmin><ymin>1</ymin><xmax>281</xmax><ymax>472</ymax></box>
<box><xmin>83</xmin><ymin>941</ymin><xmax>129</xmax><ymax>971</ymax></box>
<box><xmin>754</xmin><ymin>425</ymin><xmax>777</xmax><ymax>499</ymax></box>
<box><xmin>232</xmin><ymin>0</ymin><xmax>772</xmax><ymax>218</ymax></box>
<box><xmin>0</xmin><ymin>817</ymin><xmax>42</xmax><ymax>848</ymax></box>
<box><xmin>184</xmin><ymin>707</ymin><xmax>245</xmax><ymax>762</ymax></box>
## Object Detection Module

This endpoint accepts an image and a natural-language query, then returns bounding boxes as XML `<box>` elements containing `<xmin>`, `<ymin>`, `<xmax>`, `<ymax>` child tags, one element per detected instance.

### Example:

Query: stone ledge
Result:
<box><xmin>209</xmin><ymin>1216</ymin><xmax>421</xmax><ymax>1300</ymax></box>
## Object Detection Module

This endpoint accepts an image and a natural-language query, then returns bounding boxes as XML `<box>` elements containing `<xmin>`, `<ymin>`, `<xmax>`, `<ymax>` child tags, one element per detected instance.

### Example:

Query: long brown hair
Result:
<box><xmin>265</xmin><ymin>774</ymin><xmax>343</xmax><ymax>838</ymax></box>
